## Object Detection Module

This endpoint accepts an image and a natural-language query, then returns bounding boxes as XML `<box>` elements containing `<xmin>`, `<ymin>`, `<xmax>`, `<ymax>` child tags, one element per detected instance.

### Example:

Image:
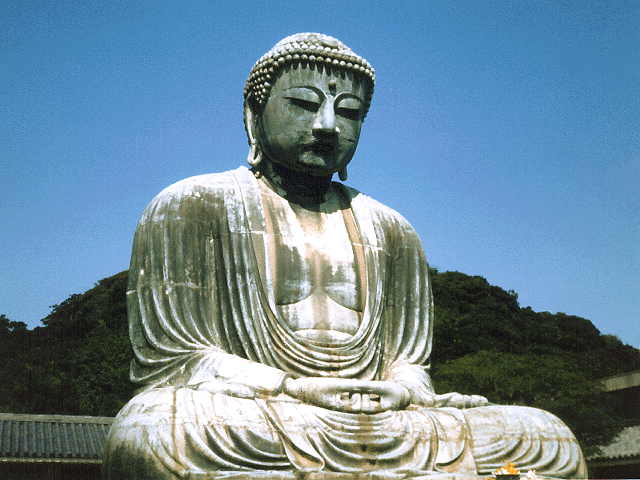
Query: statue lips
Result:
<box><xmin>308</xmin><ymin>140</ymin><xmax>337</xmax><ymax>159</ymax></box>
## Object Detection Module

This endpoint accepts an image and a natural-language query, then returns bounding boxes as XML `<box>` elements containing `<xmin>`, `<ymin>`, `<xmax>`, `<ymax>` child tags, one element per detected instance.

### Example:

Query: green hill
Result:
<box><xmin>1</xmin><ymin>268</ymin><xmax>637</xmax><ymax>454</ymax></box>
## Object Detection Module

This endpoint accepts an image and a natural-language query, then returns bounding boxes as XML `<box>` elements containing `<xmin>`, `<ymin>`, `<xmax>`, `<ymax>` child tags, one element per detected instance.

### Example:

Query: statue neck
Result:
<box><xmin>253</xmin><ymin>160</ymin><xmax>333</xmax><ymax>205</ymax></box>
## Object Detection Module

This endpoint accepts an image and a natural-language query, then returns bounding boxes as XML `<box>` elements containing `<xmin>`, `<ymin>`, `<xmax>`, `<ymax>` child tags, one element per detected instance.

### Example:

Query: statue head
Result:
<box><xmin>244</xmin><ymin>33</ymin><xmax>375</xmax><ymax>182</ymax></box>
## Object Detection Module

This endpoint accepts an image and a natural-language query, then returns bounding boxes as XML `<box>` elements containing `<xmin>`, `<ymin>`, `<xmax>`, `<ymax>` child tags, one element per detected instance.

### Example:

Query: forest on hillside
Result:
<box><xmin>1</xmin><ymin>268</ymin><xmax>638</xmax><ymax>455</ymax></box>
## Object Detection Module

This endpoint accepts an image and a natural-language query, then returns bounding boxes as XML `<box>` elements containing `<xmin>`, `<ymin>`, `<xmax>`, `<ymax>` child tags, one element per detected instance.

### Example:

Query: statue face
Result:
<box><xmin>257</xmin><ymin>63</ymin><xmax>366</xmax><ymax>177</ymax></box>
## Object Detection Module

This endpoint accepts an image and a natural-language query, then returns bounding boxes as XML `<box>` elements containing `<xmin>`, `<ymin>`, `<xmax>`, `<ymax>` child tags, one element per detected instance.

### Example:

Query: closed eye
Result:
<box><xmin>336</xmin><ymin>107</ymin><xmax>360</xmax><ymax>121</ymax></box>
<box><xmin>287</xmin><ymin>97</ymin><xmax>320</xmax><ymax>112</ymax></box>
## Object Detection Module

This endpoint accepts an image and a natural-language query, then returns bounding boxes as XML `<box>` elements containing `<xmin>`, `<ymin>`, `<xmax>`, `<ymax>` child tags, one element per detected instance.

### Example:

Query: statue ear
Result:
<box><xmin>244</xmin><ymin>99</ymin><xmax>262</xmax><ymax>167</ymax></box>
<box><xmin>244</xmin><ymin>99</ymin><xmax>258</xmax><ymax>145</ymax></box>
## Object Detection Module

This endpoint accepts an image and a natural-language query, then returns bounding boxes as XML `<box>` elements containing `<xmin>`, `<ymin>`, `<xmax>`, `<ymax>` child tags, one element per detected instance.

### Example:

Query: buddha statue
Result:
<box><xmin>103</xmin><ymin>33</ymin><xmax>588</xmax><ymax>479</ymax></box>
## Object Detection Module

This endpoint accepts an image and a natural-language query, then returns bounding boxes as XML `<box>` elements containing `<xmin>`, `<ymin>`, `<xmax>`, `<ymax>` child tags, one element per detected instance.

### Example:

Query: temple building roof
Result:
<box><xmin>0</xmin><ymin>413</ymin><xmax>113</xmax><ymax>463</ymax></box>
<box><xmin>588</xmin><ymin>426</ymin><xmax>640</xmax><ymax>463</ymax></box>
<box><xmin>601</xmin><ymin>370</ymin><xmax>640</xmax><ymax>392</ymax></box>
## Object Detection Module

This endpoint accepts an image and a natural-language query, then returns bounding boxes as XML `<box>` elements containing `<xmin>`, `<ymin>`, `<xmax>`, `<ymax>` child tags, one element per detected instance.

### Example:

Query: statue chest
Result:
<box><xmin>260</xmin><ymin>183</ymin><xmax>365</xmax><ymax>341</ymax></box>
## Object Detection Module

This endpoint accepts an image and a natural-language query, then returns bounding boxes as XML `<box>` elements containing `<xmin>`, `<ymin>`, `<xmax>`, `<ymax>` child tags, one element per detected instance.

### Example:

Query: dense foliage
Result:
<box><xmin>0</xmin><ymin>271</ymin><xmax>133</xmax><ymax>416</ymax></box>
<box><xmin>1</xmin><ymin>268</ymin><xmax>638</xmax><ymax>454</ymax></box>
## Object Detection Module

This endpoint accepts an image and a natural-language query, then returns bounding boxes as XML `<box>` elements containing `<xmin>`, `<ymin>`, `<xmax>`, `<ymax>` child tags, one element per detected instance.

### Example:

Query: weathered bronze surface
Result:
<box><xmin>103</xmin><ymin>33</ymin><xmax>588</xmax><ymax>480</ymax></box>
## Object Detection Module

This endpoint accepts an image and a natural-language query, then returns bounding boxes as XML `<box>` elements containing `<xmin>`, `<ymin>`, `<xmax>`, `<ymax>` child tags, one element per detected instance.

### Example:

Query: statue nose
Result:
<box><xmin>313</xmin><ymin>102</ymin><xmax>340</xmax><ymax>134</ymax></box>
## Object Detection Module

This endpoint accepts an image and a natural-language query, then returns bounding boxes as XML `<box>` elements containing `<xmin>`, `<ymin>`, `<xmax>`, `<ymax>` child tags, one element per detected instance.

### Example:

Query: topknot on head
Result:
<box><xmin>244</xmin><ymin>33</ymin><xmax>375</xmax><ymax>117</ymax></box>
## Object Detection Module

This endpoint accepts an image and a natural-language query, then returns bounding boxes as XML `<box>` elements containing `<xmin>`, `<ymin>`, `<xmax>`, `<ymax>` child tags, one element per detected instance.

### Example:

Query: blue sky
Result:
<box><xmin>1</xmin><ymin>0</ymin><xmax>638</xmax><ymax>349</ymax></box>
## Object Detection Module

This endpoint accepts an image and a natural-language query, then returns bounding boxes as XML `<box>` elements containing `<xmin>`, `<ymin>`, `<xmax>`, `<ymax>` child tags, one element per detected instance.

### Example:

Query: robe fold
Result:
<box><xmin>103</xmin><ymin>167</ymin><xmax>587</xmax><ymax>479</ymax></box>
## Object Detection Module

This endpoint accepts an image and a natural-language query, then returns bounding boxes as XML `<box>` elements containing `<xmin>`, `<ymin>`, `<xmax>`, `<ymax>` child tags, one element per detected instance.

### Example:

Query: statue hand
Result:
<box><xmin>427</xmin><ymin>392</ymin><xmax>490</xmax><ymax>409</ymax></box>
<box><xmin>284</xmin><ymin>377</ymin><xmax>410</xmax><ymax>414</ymax></box>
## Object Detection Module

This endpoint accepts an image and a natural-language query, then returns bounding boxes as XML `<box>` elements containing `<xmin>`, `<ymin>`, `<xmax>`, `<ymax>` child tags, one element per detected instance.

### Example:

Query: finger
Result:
<box><xmin>338</xmin><ymin>391</ymin><xmax>351</xmax><ymax>407</ymax></box>
<box><xmin>451</xmin><ymin>394</ymin><xmax>465</xmax><ymax>408</ymax></box>
<box><xmin>379</xmin><ymin>396</ymin><xmax>397</xmax><ymax>412</ymax></box>
<box><xmin>416</xmin><ymin>393</ymin><xmax>436</xmax><ymax>407</ymax></box>
<box><xmin>361</xmin><ymin>393</ymin><xmax>371</xmax><ymax>412</ymax></box>
<box><xmin>436</xmin><ymin>392</ymin><xmax>457</xmax><ymax>404</ymax></box>
<box><xmin>345</xmin><ymin>393</ymin><xmax>362</xmax><ymax>413</ymax></box>
<box><xmin>441</xmin><ymin>392</ymin><xmax>457</xmax><ymax>399</ymax></box>
<box><xmin>398</xmin><ymin>388</ymin><xmax>411</xmax><ymax>408</ymax></box>
<box><xmin>336</xmin><ymin>392</ymin><xmax>347</xmax><ymax>410</ymax></box>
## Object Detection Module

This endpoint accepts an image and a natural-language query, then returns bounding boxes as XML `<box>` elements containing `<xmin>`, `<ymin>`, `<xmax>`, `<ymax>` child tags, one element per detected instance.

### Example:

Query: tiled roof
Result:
<box><xmin>589</xmin><ymin>425</ymin><xmax>640</xmax><ymax>462</ymax></box>
<box><xmin>0</xmin><ymin>413</ymin><xmax>114</xmax><ymax>462</ymax></box>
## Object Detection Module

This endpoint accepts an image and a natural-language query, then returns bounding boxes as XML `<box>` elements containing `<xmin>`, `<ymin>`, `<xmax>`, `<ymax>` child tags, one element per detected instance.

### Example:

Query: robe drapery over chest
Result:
<box><xmin>127</xmin><ymin>167</ymin><xmax>435</xmax><ymax>399</ymax></box>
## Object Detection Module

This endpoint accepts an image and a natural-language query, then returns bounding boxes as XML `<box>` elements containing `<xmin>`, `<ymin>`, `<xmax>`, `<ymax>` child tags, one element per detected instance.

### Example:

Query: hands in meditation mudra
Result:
<box><xmin>103</xmin><ymin>33</ymin><xmax>587</xmax><ymax>480</ymax></box>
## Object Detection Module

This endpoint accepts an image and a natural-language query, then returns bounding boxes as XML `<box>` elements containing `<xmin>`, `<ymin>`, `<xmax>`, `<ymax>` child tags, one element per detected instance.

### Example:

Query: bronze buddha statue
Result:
<box><xmin>103</xmin><ymin>33</ymin><xmax>587</xmax><ymax>480</ymax></box>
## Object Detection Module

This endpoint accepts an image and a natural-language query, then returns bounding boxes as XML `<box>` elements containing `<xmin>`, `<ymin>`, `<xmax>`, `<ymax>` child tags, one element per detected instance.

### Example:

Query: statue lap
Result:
<box><xmin>104</xmin><ymin>386</ymin><xmax>585</xmax><ymax>479</ymax></box>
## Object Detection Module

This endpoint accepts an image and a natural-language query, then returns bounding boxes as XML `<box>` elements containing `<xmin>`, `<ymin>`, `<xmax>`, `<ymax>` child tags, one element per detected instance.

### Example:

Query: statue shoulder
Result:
<box><xmin>154</xmin><ymin>168</ymin><xmax>245</xmax><ymax>203</ymax></box>
<box><xmin>341</xmin><ymin>184</ymin><xmax>416</xmax><ymax>233</ymax></box>
<box><xmin>139</xmin><ymin>167</ymin><xmax>251</xmax><ymax>223</ymax></box>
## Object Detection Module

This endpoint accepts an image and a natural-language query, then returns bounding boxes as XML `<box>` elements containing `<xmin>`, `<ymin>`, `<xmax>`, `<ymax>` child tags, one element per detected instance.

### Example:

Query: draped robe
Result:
<box><xmin>103</xmin><ymin>167</ymin><xmax>587</xmax><ymax>479</ymax></box>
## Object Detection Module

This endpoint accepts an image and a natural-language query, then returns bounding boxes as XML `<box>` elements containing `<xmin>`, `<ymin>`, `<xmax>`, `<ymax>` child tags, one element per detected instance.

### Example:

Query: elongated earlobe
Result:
<box><xmin>338</xmin><ymin>167</ymin><xmax>348</xmax><ymax>181</ymax></box>
<box><xmin>244</xmin><ymin>99</ymin><xmax>262</xmax><ymax>167</ymax></box>
<box><xmin>247</xmin><ymin>143</ymin><xmax>262</xmax><ymax>167</ymax></box>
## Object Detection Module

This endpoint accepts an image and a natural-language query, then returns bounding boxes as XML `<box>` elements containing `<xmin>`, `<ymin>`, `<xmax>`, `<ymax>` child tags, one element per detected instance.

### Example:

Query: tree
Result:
<box><xmin>74</xmin><ymin>318</ymin><xmax>134</xmax><ymax>416</ymax></box>
<box><xmin>2</xmin><ymin>271</ymin><xmax>132</xmax><ymax>416</ymax></box>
